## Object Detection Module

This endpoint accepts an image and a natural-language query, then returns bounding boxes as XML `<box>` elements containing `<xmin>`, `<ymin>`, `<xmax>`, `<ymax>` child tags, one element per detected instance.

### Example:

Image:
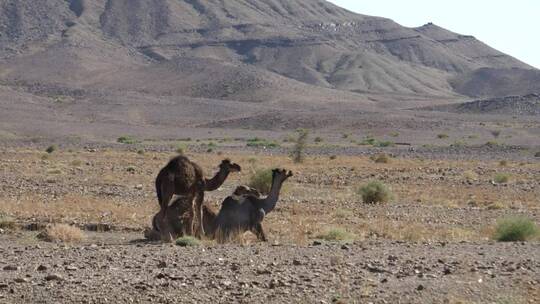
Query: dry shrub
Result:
<box><xmin>0</xmin><ymin>216</ymin><xmax>16</xmax><ymax>230</ymax></box>
<box><xmin>316</xmin><ymin>227</ymin><xmax>355</xmax><ymax>242</ymax></box>
<box><xmin>370</xmin><ymin>153</ymin><xmax>390</xmax><ymax>164</ymax></box>
<box><xmin>462</xmin><ymin>170</ymin><xmax>478</xmax><ymax>181</ymax></box>
<box><xmin>357</xmin><ymin>181</ymin><xmax>393</xmax><ymax>204</ymax></box>
<box><xmin>38</xmin><ymin>224</ymin><xmax>85</xmax><ymax>243</ymax></box>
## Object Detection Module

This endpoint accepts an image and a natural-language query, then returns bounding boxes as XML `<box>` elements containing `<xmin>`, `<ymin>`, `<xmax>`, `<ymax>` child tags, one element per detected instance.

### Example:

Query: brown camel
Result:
<box><xmin>154</xmin><ymin>156</ymin><xmax>241</xmax><ymax>238</ymax></box>
<box><xmin>147</xmin><ymin>169</ymin><xmax>292</xmax><ymax>242</ymax></box>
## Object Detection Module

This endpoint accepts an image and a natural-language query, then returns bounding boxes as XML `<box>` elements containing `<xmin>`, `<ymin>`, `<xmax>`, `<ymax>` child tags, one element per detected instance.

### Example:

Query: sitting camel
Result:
<box><xmin>147</xmin><ymin>169</ymin><xmax>292</xmax><ymax>242</ymax></box>
<box><xmin>154</xmin><ymin>156</ymin><xmax>241</xmax><ymax>238</ymax></box>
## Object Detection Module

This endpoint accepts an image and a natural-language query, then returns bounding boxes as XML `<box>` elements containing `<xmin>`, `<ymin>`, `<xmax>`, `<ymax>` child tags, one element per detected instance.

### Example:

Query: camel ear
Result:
<box><xmin>222</xmin><ymin>159</ymin><xmax>231</xmax><ymax>164</ymax></box>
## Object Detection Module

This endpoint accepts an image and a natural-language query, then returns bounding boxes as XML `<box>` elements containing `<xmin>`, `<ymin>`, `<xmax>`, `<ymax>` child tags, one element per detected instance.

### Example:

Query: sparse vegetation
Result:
<box><xmin>176</xmin><ymin>143</ymin><xmax>188</xmax><ymax>155</ymax></box>
<box><xmin>437</xmin><ymin>133</ymin><xmax>449</xmax><ymax>139</ymax></box>
<box><xmin>357</xmin><ymin>181</ymin><xmax>393</xmax><ymax>204</ymax></box>
<box><xmin>175</xmin><ymin>236</ymin><xmax>200</xmax><ymax>247</ymax></box>
<box><xmin>463</xmin><ymin>170</ymin><xmax>478</xmax><ymax>181</ymax></box>
<box><xmin>38</xmin><ymin>224</ymin><xmax>85</xmax><ymax>243</ymax></box>
<box><xmin>329</xmin><ymin>155</ymin><xmax>337</xmax><ymax>160</ymax></box>
<box><xmin>126</xmin><ymin>166</ymin><xmax>137</xmax><ymax>173</ymax></box>
<box><xmin>317</xmin><ymin>228</ymin><xmax>355</xmax><ymax>242</ymax></box>
<box><xmin>490</xmin><ymin>130</ymin><xmax>501</xmax><ymax>138</ymax></box>
<box><xmin>0</xmin><ymin>216</ymin><xmax>16</xmax><ymax>230</ymax></box>
<box><xmin>493</xmin><ymin>217</ymin><xmax>539</xmax><ymax>242</ymax></box>
<box><xmin>248</xmin><ymin>169</ymin><xmax>273</xmax><ymax>195</ymax></box>
<box><xmin>45</xmin><ymin>145</ymin><xmax>57</xmax><ymax>154</ymax></box>
<box><xmin>71</xmin><ymin>159</ymin><xmax>82</xmax><ymax>166</ymax></box>
<box><xmin>493</xmin><ymin>173</ymin><xmax>510</xmax><ymax>184</ymax></box>
<box><xmin>389</xmin><ymin>131</ymin><xmax>399</xmax><ymax>137</ymax></box>
<box><xmin>137</xmin><ymin>149</ymin><xmax>145</xmax><ymax>155</ymax></box>
<box><xmin>290</xmin><ymin>128</ymin><xmax>309</xmax><ymax>163</ymax></box>
<box><xmin>117</xmin><ymin>136</ymin><xmax>138</xmax><ymax>144</ymax></box>
<box><xmin>246</xmin><ymin>137</ymin><xmax>279</xmax><ymax>148</ymax></box>
<box><xmin>370</xmin><ymin>153</ymin><xmax>391</xmax><ymax>164</ymax></box>
<box><xmin>499</xmin><ymin>160</ymin><xmax>508</xmax><ymax>167</ymax></box>
<box><xmin>374</xmin><ymin>140</ymin><xmax>394</xmax><ymax>148</ymax></box>
<box><xmin>314</xmin><ymin>136</ymin><xmax>323</xmax><ymax>143</ymax></box>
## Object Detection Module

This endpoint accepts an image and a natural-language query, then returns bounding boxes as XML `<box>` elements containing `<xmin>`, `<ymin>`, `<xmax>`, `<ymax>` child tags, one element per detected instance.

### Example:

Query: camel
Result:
<box><xmin>154</xmin><ymin>156</ymin><xmax>241</xmax><ymax>238</ymax></box>
<box><xmin>147</xmin><ymin>169</ymin><xmax>292</xmax><ymax>242</ymax></box>
<box><xmin>212</xmin><ymin>168</ymin><xmax>293</xmax><ymax>242</ymax></box>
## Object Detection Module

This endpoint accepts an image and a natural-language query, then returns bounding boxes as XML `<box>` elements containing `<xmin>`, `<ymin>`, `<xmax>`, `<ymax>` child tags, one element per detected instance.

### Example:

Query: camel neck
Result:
<box><xmin>205</xmin><ymin>168</ymin><xmax>229</xmax><ymax>191</ymax></box>
<box><xmin>261</xmin><ymin>175</ymin><xmax>284</xmax><ymax>214</ymax></box>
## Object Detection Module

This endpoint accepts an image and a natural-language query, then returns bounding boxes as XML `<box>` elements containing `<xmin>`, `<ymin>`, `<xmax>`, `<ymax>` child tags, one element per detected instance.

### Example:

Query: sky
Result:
<box><xmin>328</xmin><ymin>0</ymin><xmax>540</xmax><ymax>69</ymax></box>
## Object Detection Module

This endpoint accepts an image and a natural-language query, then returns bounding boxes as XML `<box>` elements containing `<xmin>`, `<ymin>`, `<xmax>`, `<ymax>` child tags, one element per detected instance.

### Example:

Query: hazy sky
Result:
<box><xmin>328</xmin><ymin>0</ymin><xmax>540</xmax><ymax>69</ymax></box>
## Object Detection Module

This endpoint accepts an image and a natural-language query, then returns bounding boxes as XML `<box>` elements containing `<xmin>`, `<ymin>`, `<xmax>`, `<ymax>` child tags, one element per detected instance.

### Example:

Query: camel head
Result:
<box><xmin>233</xmin><ymin>185</ymin><xmax>262</xmax><ymax>198</ymax></box>
<box><xmin>272</xmin><ymin>168</ymin><xmax>293</xmax><ymax>184</ymax></box>
<box><xmin>219</xmin><ymin>159</ymin><xmax>242</xmax><ymax>173</ymax></box>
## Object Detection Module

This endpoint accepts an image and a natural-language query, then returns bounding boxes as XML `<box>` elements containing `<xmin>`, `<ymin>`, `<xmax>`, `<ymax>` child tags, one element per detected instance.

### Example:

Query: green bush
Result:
<box><xmin>45</xmin><ymin>145</ymin><xmax>57</xmax><ymax>154</ymax></box>
<box><xmin>317</xmin><ymin>228</ymin><xmax>355</xmax><ymax>242</ymax></box>
<box><xmin>358</xmin><ymin>181</ymin><xmax>393</xmax><ymax>204</ymax></box>
<box><xmin>493</xmin><ymin>173</ymin><xmax>510</xmax><ymax>184</ymax></box>
<box><xmin>375</xmin><ymin>141</ymin><xmax>394</xmax><ymax>148</ymax></box>
<box><xmin>246</xmin><ymin>137</ymin><xmax>279</xmax><ymax>148</ymax></box>
<box><xmin>290</xmin><ymin>129</ymin><xmax>309</xmax><ymax>163</ymax></box>
<box><xmin>437</xmin><ymin>134</ymin><xmax>449</xmax><ymax>139</ymax></box>
<box><xmin>359</xmin><ymin>137</ymin><xmax>377</xmax><ymax>146</ymax></box>
<box><xmin>248</xmin><ymin>169</ymin><xmax>273</xmax><ymax>195</ymax></box>
<box><xmin>117</xmin><ymin>136</ymin><xmax>138</xmax><ymax>144</ymax></box>
<box><xmin>493</xmin><ymin>217</ymin><xmax>539</xmax><ymax>242</ymax></box>
<box><xmin>175</xmin><ymin>236</ymin><xmax>200</xmax><ymax>247</ymax></box>
<box><xmin>176</xmin><ymin>143</ymin><xmax>188</xmax><ymax>155</ymax></box>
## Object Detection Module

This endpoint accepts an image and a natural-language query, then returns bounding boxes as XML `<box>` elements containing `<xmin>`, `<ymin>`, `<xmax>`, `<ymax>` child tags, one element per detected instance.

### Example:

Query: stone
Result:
<box><xmin>36</xmin><ymin>265</ymin><xmax>48</xmax><ymax>271</ymax></box>
<box><xmin>3</xmin><ymin>266</ymin><xmax>19</xmax><ymax>271</ymax></box>
<box><xmin>45</xmin><ymin>274</ymin><xmax>63</xmax><ymax>281</ymax></box>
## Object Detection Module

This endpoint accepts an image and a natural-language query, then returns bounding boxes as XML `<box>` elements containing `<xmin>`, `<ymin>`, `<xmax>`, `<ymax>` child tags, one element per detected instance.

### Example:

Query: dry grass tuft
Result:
<box><xmin>0</xmin><ymin>216</ymin><xmax>16</xmax><ymax>230</ymax></box>
<box><xmin>370</xmin><ymin>153</ymin><xmax>391</xmax><ymax>164</ymax></box>
<box><xmin>38</xmin><ymin>224</ymin><xmax>85</xmax><ymax>243</ymax></box>
<box><xmin>316</xmin><ymin>227</ymin><xmax>355</xmax><ymax>242</ymax></box>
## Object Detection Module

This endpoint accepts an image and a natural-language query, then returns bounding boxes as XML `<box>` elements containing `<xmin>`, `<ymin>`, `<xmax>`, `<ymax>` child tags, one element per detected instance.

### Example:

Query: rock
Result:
<box><xmin>416</xmin><ymin>284</ymin><xmax>425</xmax><ymax>291</ymax></box>
<box><xmin>443</xmin><ymin>267</ymin><xmax>452</xmax><ymax>275</ymax></box>
<box><xmin>341</xmin><ymin>244</ymin><xmax>350</xmax><ymax>250</ymax></box>
<box><xmin>45</xmin><ymin>274</ymin><xmax>63</xmax><ymax>281</ymax></box>
<box><xmin>14</xmin><ymin>278</ymin><xmax>29</xmax><ymax>283</ymax></box>
<box><xmin>157</xmin><ymin>261</ymin><xmax>167</xmax><ymax>268</ymax></box>
<box><xmin>3</xmin><ymin>265</ymin><xmax>19</xmax><ymax>271</ymax></box>
<box><xmin>65</xmin><ymin>266</ymin><xmax>78</xmax><ymax>271</ymax></box>
<box><xmin>36</xmin><ymin>265</ymin><xmax>48</xmax><ymax>271</ymax></box>
<box><xmin>292</xmin><ymin>259</ymin><xmax>302</xmax><ymax>266</ymax></box>
<box><xmin>135</xmin><ymin>184</ymin><xmax>143</xmax><ymax>190</ymax></box>
<box><xmin>312</xmin><ymin>240</ymin><xmax>323</xmax><ymax>246</ymax></box>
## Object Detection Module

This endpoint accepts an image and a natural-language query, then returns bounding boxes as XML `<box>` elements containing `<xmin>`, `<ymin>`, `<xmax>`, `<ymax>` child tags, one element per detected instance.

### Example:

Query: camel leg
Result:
<box><xmin>192</xmin><ymin>190</ymin><xmax>205</xmax><ymax>237</ymax></box>
<box><xmin>156</xmin><ymin>208</ymin><xmax>175</xmax><ymax>242</ymax></box>
<box><xmin>159</xmin><ymin>179</ymin><xmax>175</xmax><ymax>212</ymax></box>
<box><xmin>253</xmin><ymin>223</ymin><xmax>267</xmax><ymax>242</ymax></box>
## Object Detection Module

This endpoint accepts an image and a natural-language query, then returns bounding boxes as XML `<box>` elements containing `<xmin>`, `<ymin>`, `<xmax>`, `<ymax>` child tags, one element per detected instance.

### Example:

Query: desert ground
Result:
<box><xmin>0</xmin><ymin>139</ymin><xmax>538</xmax><ymax>304</ymax></box>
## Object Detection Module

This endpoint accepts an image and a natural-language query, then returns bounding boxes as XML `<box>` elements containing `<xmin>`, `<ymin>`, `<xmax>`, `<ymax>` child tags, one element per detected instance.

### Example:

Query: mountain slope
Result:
<box><xmin>1</xmin><ymin>0</ymin><xmax>538</xmax><ymax>101</ymax></box>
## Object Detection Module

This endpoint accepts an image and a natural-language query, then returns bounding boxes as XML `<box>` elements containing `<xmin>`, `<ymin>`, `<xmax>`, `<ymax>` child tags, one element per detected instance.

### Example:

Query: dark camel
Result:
<box><xmin>154</xmin><ymin>156</ymin><xmax>241</xmax><ymax>238</ymax></box>
<box><xmin>147</xmin><ymin>169</ymin><xmax>292</xmax><ymax>242</ymax></box>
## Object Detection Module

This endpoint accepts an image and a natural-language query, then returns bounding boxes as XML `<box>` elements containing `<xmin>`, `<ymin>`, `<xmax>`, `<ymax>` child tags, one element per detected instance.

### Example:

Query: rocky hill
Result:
<box><xmin>420</xmin><ymin>93</ymin><xmax>540</xmax><ymax>116</ymax></box>
<box><xmin>0</xmin><ymin>0</ymin><xmax>538</xmax><ymax>139</ymax></box>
